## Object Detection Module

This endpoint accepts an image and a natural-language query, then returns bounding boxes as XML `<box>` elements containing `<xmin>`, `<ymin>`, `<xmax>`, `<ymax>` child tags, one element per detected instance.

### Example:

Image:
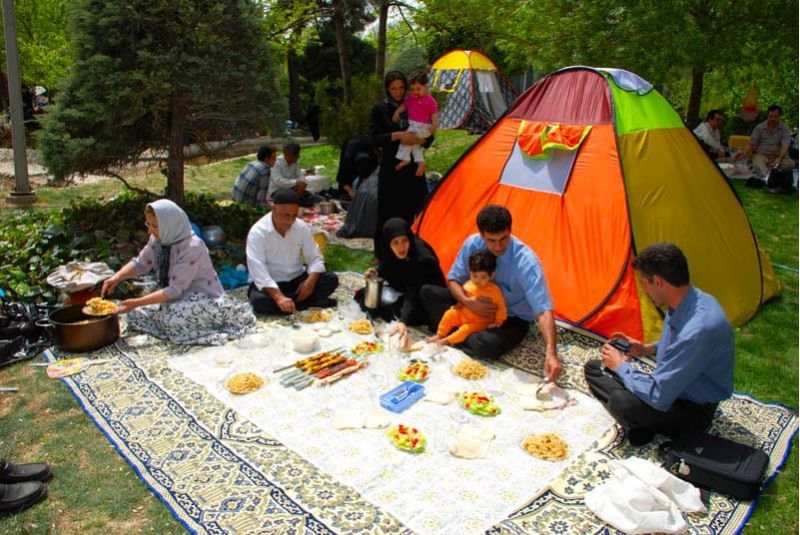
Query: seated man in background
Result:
<box><xmin>246</xmin><ymin>188</ymin><xmax>338</xmax><ymax>314</ymax></box>
<box><xmin>584</xmin><ymin>243</ymin><xmax>734</xmax><ymax>446</ymax></box>
<box><xmin>231</xmin><ymin>145</ymin><xmax>276</xmax><ymax>207</ymax></box>
<box><xmin>693</xmin><ymin>109</ymin><xmax>726</xmax><ymax>160</ymax></box>
<box><xmin>741</xmin><ymin>104</ymin><xmax>795</xmax><ymax>178</ymax></box>
<box><xmin>268</xmin><ymin>141</ymin><xmax>324</xmax><ymax>208</ymax></box>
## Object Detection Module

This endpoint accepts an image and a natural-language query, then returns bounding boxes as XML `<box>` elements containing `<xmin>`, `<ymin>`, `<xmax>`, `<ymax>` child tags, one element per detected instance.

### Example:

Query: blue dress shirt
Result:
<box><xmin>448</xmin><ymin>234</ymin><xmax>553</xmax><ymax>322</ymax></box>
<box><xmin>616</xmin><ymin>286</ymin><xmax>734</xmax><ymax>412</ymax></box>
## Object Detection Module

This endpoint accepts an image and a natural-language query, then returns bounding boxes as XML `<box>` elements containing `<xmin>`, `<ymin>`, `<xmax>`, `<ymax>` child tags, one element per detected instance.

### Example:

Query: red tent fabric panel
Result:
<box><xmin>416</xmin><ymin>119</ymin><xmax>632</xmax><ymax>325</ymax></box>
<box><xmin>506</xmin><ymin>69</ymin><xmax>612</xmax><ymax>125</ymax></box>
<box><xmin>580</xmin><ymin>257</ymin><xmax>644</xmax><ymax>340</ymax></box>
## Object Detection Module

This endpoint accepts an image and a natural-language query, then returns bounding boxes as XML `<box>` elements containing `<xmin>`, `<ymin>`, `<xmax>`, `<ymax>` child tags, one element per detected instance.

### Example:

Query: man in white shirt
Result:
<box><xmin>246</xmin><ymin>188</ymin><xmax>338</xmax><ymax>314</ymax></box>
<box><xmin>268</xmin><ymin>141</ymin><xmax>324</xmax><ymax>207</ymax></box>
<box><xmin>693</xmin><ymin>109</ymin><xmax>725</xmax><ymax>160</ymax></box>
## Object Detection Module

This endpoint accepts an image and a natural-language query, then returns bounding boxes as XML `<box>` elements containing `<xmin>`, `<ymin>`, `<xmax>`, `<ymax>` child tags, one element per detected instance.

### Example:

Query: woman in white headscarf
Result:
<box><xmin>101</xmin><ymin>199</ymin><xmax>255</xmax><ymax>345</ymax></box>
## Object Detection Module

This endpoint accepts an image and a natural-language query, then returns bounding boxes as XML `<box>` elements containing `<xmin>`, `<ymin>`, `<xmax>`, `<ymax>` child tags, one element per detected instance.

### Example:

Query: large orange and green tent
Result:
<box><xmin>415</xmin><ymin>66</ymin><xmax>779</xmax><ymax>341</ymax></box>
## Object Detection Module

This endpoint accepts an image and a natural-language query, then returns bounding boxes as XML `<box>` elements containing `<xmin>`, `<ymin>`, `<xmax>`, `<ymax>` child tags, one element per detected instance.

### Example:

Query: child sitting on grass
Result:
<box><xmin>392</xmin><ymin>70</ymin><xmax>438</xmax><ymax>177</ymax></box>
<box><xmin>428</xmin><ymin>249</ymin><xmax>507</xmax><ymax>345</ymax></box>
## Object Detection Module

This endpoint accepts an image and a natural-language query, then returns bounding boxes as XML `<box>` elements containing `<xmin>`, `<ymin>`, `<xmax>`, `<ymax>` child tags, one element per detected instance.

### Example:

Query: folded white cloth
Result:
<box><xmin>46</xmin><ymin>261</ymin><xmax>115</xmax><ymax>292</ymax></box>
<box><xmin>584</xmin><ymin>457</ymin><xmax>706</xmax><ymax>534</ymax></box>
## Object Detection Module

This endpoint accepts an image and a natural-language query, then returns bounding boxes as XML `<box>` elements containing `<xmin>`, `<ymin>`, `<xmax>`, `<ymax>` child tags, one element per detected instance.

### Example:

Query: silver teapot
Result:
<box><xmin>364</xmin><ymin>275</ymin><xmax>384</xmax><ymax>310</ymax></box>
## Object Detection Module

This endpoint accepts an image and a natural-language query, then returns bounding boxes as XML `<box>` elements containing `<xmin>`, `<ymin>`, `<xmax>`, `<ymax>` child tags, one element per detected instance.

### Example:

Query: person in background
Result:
<box><xmin>102</xmin><ymin>200</ymin><xmax>255</xmax><ymax>345</ymax></box>
<box><xmin>391</xmin><ymin>70</ymin><xmax>439</xmax><ymax>177</ymax></box>
<box><xmin>584</xmin><ymin>243</ymin><xmax>734</xmax><ymax>446</ymax></box>
<box><xmin>231</xmin><ymin>145</ymin><xmax>276</xmax><ymax>207</ymax></box>
<box><xmin>268</xmin><ymin>141</ymin><xmax>324</xmax><ymax>208</ymax></box>
<box><xmin>306</xmin><ymin>101</ymin><xmax>321</xmax><ymax>142</ymax></box>
<box><xmin>369</xmin><ymin>71</ymin><xmax>432</xmax><ymax>259</ymax></box>
<box><xmin>693</xmin><ymin>109</ymin><xmax>726</xmax><ymax>160</ymax></box>
<box><xmin>246</xmin><ymin>188</ymin><xmax>339</xmax><ymax>314</ymax></box>
<box><xmin>335</xmin><ymin>134</ymin><xmax>376</xmax><ymax>200</ymax></box>
<box><xmin>740</xmin><ymin>104</ymin><xmax>795</xmax><ymax>177</ymax></box>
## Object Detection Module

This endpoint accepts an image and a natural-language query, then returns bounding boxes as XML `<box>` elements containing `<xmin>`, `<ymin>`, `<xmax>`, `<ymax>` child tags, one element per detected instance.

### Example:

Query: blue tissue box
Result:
<box><xmin>380</xmin><ymin>381</ymin><xmax>425</xmax><ymax>413</ymax></box>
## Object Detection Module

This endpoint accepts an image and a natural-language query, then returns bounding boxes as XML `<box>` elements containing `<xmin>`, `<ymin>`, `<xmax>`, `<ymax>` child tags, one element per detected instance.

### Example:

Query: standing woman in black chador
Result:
<box><xmin>369</xmin><ymin>71</ymin><xmax>432</xmax><ymax>258</ymax></box>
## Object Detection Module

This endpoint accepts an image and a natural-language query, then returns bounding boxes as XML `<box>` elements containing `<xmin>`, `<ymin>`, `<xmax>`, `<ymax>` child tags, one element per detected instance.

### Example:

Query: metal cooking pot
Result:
<box><xmin>318</xmin><ymin>201</ymin><xmax>336</xmax><ymax>215</ymax></box>
<box><xmin>48</xmin><ymin>305</ymin><xmax>119</xmax><ymax>353</ymax></box>
<box><xmin>201</xmin><ymin>225</ymin><xmax>226</xmax><ymax>247</ymax></box>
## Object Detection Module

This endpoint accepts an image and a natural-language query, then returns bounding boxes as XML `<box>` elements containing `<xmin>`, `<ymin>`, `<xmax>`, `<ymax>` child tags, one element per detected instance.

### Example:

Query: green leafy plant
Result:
<box><xmin>315</xmin><ymin>74</ymin><xmax>383</xmax><ymax>148</ymax></box>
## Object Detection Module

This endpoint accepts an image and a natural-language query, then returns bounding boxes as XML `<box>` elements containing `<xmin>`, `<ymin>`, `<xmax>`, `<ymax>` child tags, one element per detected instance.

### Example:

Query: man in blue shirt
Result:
<box><xmin>231</xmin><ymin>145</ymin><xmax>276</xmax><ymax>207</ymax></box>
<box><xmin>421</xmin><ymin>205</ymin><xmax>562</xmax><ymax>382</ymax></box>
<box><xmin>584</xmin><ymin>243</ymin><xmax>734</xmax><ymax>446</ymax></box>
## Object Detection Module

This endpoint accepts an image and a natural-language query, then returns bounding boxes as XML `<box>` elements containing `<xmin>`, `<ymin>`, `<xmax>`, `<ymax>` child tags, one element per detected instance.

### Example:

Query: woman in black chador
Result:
<box><xmin>369</xmin><ymin>71</ymin><xmax>432</xmax><ymax>258</ymax></box>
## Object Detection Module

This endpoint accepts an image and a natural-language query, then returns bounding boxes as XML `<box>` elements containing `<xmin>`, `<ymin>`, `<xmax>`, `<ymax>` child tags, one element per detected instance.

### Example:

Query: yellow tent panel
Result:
<box><xmin>431</xmin><ymin>49</ymin><xmax>498</xmax><ymax>71</ymax></box>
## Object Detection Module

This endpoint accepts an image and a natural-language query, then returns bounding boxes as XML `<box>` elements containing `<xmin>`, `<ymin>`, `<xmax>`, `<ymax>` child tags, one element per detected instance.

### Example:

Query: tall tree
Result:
<box><xmin>332</xmin><ymin>0</ymin><xmax>353</xmax><ymax>101</ymax></box>
<box><xmin>38</xmin><ymin>0</ymin><xmax>284</xmax><ymax>204</ymax></box>
<box><xmin>481</xmin><ymin>0</ymin><xmax>797</xmax><ymax>125</ymax></box>
<box><xmin>374</xmin><ymin>0</ymin><xmax>390</xmax><ymax>78</ymax></box>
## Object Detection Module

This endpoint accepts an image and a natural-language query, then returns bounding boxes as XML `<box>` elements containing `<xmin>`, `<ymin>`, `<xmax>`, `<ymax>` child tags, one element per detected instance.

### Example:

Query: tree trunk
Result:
<box><xmin>375</xmin><ymin>0</ymin><xmax>389</xmax><ymax>79</ymax></box>
<box><xmin>332</xmin><ymin>0</ymin><xmax>351</xmax><ymax>102</ymax></box>
<box><xmin>687</xmin><ymin>66</ymin><xmax>704</xmax><ymax>128</ymax></box>
<box><xmin>287</xmin><ymin>44</ymin><xmax>303</xmax><ymax>124</ymax></box>
<box><xmin>166</xmin><ymin>91</ymin><xmax>187</xmax><ymax>204</ymax></box>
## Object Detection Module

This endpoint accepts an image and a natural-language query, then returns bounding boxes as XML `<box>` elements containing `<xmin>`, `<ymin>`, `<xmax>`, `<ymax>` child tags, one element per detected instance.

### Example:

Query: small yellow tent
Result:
<box><xmin>430</xmin><ymin>50</ymin><xmax>518</xmax><ymax>131</ymax></box>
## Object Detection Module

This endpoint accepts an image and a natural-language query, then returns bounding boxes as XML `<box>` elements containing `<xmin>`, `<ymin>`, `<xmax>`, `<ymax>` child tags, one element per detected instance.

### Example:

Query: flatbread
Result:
<box><xmin>449</xmin><ymin>425</ymin><xmax>495</xmax><ymax>459</ymax></box>
<box><xmin>333</xmin><ymin>409</ymin><xmax>365</xmax><ymax>429</ymax></box>
<box><xmin>363</xmin><ymin>409</ymin><xmax>391</xmax><ymax>429</ymax></box>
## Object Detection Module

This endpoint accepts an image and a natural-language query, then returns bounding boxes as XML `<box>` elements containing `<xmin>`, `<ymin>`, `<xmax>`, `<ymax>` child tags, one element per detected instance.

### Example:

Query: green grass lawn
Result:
<box><xmin>0</xmin><ymin>133</ymin><xmax>796</xmax><ymax>533</ymax></box>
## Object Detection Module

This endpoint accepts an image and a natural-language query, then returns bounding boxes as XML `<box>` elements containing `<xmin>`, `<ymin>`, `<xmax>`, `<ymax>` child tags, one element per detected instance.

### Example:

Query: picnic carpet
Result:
<box><xmin>301</xmin><ymin>210</ymin><xmax>374</xmax><ymax>252</ymax></box>
<box><xmin>46</xmin><ymin>273</ymin><xmax>797</xmax><ymax>534</ymax></box>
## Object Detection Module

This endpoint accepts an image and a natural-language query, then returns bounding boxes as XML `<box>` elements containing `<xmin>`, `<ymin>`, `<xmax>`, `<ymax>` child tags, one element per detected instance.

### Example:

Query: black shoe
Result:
<box><xmin>0</xmin><ymin>460</ymin><xmax>52</xmax><ymax>484</ymax></box>
<box><xmin>0</xmin><ymin>336</ymin><xmax>25</xmax><ymax>362</ymax></box>
<box><xmin>0</xmin><ymin>482</ymin><xmax>47</xmax><ymax>514</ymax></box>
<box><xmin>626</xmin><ymin>428</ymin><xmax>655</xmax><ymax>447</ymax></box>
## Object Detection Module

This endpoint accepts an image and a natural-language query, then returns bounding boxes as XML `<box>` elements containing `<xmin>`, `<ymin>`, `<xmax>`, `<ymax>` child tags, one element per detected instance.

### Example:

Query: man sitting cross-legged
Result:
<box><xmin>584</xmin><ymin>243</ymin><xmax>734</xmax><ymax>446</ymax></box>
<box><xmin>246</xmin><ymin>188</ymin><xmax>338</xmax><ymax>315</ymax></box>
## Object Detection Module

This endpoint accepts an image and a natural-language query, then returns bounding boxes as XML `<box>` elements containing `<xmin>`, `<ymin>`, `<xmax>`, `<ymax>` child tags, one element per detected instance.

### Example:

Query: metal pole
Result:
<box><xmin>2</xmin><ymin>0</ymin><xmax>36</xmax><ymax>204</ymax></box>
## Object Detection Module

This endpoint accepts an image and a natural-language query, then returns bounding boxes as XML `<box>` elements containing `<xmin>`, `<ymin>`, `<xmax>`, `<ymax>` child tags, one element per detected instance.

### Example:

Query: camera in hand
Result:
<box><xmin>609</xmin><ymin>338</ymin><xmax>631</xmax><ymax>354</ymax></box>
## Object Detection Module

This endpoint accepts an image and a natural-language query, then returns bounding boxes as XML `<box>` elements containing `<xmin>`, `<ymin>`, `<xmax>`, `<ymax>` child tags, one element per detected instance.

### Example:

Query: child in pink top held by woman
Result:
<box><xmin>392</xmin><ymin>71</ymin><xmax>438</xmax><ymax>177</ymax></box>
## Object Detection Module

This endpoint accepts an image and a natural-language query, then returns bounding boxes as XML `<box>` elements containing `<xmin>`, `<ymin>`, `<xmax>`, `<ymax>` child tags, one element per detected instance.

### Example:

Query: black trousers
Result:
<box><xmin>248</xmin><ymin>272</ymin><xmax>339</xmax><ymax>315</ymax></box>
<box><xmin>584</xmin><ymin>359</ymin><xmax>718</xmax><ymax>437</ymax></box>
<box><xmin>353</xmin><ymin>287</ymin><xmax>432</xmax><ymax>328</ymax></box>
<box><xmin>419</xmin><ymin>284</ymin><xmax>529</xmax><ymax>359</ymax></box>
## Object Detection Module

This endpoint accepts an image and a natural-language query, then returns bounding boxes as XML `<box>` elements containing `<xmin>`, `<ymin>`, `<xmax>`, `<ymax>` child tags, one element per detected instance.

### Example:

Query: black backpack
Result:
<box><xmin>660</xmin><ymin>431</ymin><xmax>769</xmax><ymax>500</ymax></box>
<box><xmin>766</xmin><ymin>166</ymin><xmax>794</xmax><ymax>192</ymax></box>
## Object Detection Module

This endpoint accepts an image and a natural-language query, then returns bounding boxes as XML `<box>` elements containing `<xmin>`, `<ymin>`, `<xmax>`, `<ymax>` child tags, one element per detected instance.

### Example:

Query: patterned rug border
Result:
<box><xmin>43</xmin><ymin>347</ymin><xmax>204</xmax><ymax>535</ymax></box>
<box><xmin>43</xmin><ymin>346</ymin><xmax>338</xmax><ymax>535</ymax></box>
<box><xmin>43</xmin><ymin>298</ymin><xmax>799</xmax><ymax>535</ymax></box>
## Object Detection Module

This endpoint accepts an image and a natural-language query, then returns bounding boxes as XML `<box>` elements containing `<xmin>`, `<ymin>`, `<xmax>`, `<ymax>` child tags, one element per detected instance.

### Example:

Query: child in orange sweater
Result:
<box><xmin>428</xmin><ymin>250</ymin><xmax>507</xmax><ymax>345</ymax></box>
